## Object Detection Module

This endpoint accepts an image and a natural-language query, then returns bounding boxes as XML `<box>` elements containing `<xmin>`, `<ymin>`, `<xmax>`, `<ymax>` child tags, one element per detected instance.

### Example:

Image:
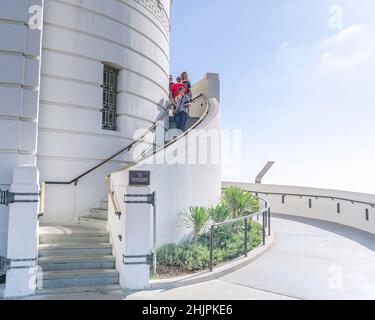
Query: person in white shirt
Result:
<box><xmin>173</xmin><ymin>87</ymin><xmax>191</xmax><ymax>131</ymax></box>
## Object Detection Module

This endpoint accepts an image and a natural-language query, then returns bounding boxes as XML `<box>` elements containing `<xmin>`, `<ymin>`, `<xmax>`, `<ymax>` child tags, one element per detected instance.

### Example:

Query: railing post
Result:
<box><xmin>262</xmin><ymin>211</ymin><xmax>266</xmax><ymax>246</ymax></box>
<box><xmin>152</xmin><ymin>192</ymin><xmax>157</xmax><ymax>276</ymax></box>
<box><xmin>244</xmin><ymin>219</ymin><xmax>248</xmax><ymax>257</ymax></box>
<box><xmin>268</xmin><ymin>208</ymin><xmax>271</xmax><ymax>236</ymax></box>
<box><xmin>209</xmin><ymin>226</ymin><xmax>214</xmax><ymax>272</ymax></box>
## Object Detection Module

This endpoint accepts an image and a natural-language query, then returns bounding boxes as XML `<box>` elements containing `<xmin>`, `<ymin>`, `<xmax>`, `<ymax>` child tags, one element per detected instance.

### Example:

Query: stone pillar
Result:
<box><xmin>0</xmin><ymin>0</ymin><xmax>44</xmax><ymax>275</ymax></box>
<box><xmin>5</xmin><ymin>166</ymin><xmax>39</xmax><ymax>298</ymax></box>
<box><xmin>123</xmin><ymin>186</ymin><xmax>153</xmax><ymax>290</ymax></box>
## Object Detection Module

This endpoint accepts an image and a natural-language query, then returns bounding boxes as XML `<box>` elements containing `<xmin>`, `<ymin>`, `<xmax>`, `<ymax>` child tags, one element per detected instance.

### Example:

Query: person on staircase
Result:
<box><xmin>181</xmin><ymin>71</ymin><xmax>192</xmax><ymax>99</ymax></box>
<box><xmin>173</xmin><ymin>87</ymin><xmax>191</xmax><ymax>132</ymax></box>
<box><xmin>170</xmin><ymin>76</ymin><xmax>187</xmax><ymax>99</ymax></box>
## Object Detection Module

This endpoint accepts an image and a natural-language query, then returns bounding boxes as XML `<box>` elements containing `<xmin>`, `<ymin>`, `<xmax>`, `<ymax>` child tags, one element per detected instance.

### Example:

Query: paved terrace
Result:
<box><xmin>19</xmin><ymin>214</ymin><xmax>375</xmax><ymax>300</ymax></box>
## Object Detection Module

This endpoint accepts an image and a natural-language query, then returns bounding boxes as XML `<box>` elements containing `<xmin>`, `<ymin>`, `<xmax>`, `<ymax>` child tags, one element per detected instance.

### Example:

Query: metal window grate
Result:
<box><xmin>102</xmin><ymin>65</ymin><xmax>119</xmax><ymax>131</ymax></box>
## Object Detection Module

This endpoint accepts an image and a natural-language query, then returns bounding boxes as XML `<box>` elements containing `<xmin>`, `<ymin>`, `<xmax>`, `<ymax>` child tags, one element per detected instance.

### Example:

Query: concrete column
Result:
<box><xmin>206</xmin><ymin>73</ymin><xmax>221</xmax><ymax>103</ymax></box>
<box><xmin>0</xmin><ymin>0</ymin><xmax>44</xmax><ymax>259</ymax></box>
<box><xmin>123</xmin><ymin>186</ymin><xmax>153</xmax><ymax>290</ymax></box>
<box><xmin>5</xmin><ymin>166</ymin><xmax>39</xmax><ymax>298</ymax></box>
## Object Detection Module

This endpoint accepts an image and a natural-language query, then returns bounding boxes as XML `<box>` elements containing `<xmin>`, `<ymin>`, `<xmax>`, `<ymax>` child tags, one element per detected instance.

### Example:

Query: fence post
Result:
<box><xmin>244</xmin><ymin>219</ymin><xmax>248</xmax><ymax>257</ymax></box>
<box><xmin>209</xmin><ymin>226</ymin><xmax>214</xmax><ymax>272</ymax></box>
<box><xmin>262</xmin><ymin>212</ymin><xmax>266</xmax><ymax>246</ymax></box>
<box><xmin>268</xmin><ymin>208</ymin><xmax>271</xmax><ymax>236</ymax></box>
<box><xmin>264</xmin><ymin>209</ymin><xmax>268</xmax><ymax>230</ymax></box>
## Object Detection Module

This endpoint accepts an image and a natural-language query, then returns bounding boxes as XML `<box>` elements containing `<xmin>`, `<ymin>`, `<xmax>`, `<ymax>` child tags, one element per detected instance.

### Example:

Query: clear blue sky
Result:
<box><xmin>170</xmin><ymin>0</ymin><xmax>375</xmax><ymax>194</ymax></box>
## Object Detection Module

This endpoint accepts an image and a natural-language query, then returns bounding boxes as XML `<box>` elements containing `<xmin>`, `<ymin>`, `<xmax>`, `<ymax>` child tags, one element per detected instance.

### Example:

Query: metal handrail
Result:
<box><xmin>108</xmin><ymin>94</ymin><xmax>209</xmax><ymax>176</ymax></box>
<box><xmin>246</xmin><ymin>190</ymin><xmax>375</xmax><ymax>208</ymax></box>
<box><xmin>38</xmin><ymin>182</ymin><xmax>46</xmax><ymax>217</ymax></box>
<box><xmin>104</xmin><ymin>94</ymin><xmax>208</xmax><ymax>223</ymax></box>
<box><xmin>209</xmin><ymin>196</ymin><xmax>271</xmax><ymax>272</ymax></box>
<box><xmin>105</xmin><ymin>176</ymin><xmax>121</xmax><ymax>218</ymax></box>
<box><xmin>44</xmin><ymin>94</ymin><xmax>204</xmax><ymax>186</ymax></box>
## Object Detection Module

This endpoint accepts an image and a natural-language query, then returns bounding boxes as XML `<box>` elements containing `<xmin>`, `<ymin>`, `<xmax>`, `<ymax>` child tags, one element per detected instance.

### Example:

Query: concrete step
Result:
<box><xmin>38</xmin><ymin>242</ymin><xmax>113</xmax><ymax>257</ymax></box>
<box><xmin>99</xmin><ymin>200</ymin><xmax>109</xmax><ymax>210</ymax></box>
<box><xmin>89</xmin><ymin>208</ymin><xmax>108</xmax><ymax>220</ymax></box>
<box><xmin>38</xmin><ymin>255</ymin><xmax>116</xmax><ymax>271</ymax></box>
<box><xmin>169</xmin><ymin>117</ymin><xmax>199</xmax><ymax>130</ymax></box>
<box><xmin>36</xmin><ymin>284</ymin><xmax>123</xmax><ymax>296</ymax></box>
<box><xmin>79</xmin><ymin>216</ymin><xmax>107</xmax><ymax>230</ymax></box>
<box><xmin>37</xmin><ymin>269</ymin><xmax>119</xmax><ymax>289</ymax></box>
<box><xmin>39</xmin><ymin>232</ymin><xmax>109</xmax><ymax>244</ymax></box>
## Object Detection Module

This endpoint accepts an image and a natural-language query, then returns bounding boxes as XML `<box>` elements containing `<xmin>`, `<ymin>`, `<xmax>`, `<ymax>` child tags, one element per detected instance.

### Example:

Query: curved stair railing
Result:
<box><xmin>42</xmin><ymin>95</ymin><xmax>206</xmax><ymax>219</ymax></box>
<box><xmin>105</xmin><ymin>94</ymin><xmax>209</xmax><ymax>216</ymax></box>
<box><xmin>44</xmin><ymin>94</ymin><xmax>205</xmax><ymax>187</ymax></box>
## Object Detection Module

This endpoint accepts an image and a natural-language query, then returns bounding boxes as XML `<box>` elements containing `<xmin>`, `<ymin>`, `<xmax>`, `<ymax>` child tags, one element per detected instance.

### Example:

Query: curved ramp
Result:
<box><xmin>219</xmin><ymin>214</ymin><xmax>375</xmax><ymax>300</ymax></box>
<box><xmin>125</xmin><ymin>214</ymin><xmax>375</xmax><ymax>300</ymax></box>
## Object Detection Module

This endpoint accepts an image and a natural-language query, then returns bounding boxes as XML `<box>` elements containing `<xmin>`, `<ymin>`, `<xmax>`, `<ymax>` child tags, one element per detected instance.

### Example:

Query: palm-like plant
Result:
<box><xmin>181</xmin><ymin>206</ymin><xmax>211</xmax><ymax>243</ymax></box>
<box><xmin>208</xmin><ymin>204</ymin><xmax>230</xmax><ymax>223</ymax></box>
<box><xmin>222</xmin><ymin>187</ymin><xmax>260</xmax><ymax>219</ymax></box>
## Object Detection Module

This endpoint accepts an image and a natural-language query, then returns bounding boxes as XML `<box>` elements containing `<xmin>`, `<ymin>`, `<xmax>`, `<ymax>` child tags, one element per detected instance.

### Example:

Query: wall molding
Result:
<box><xmin>131</xmin><ymin>0</ymin><xmax>170</xmax><ymax>34</ymax></box>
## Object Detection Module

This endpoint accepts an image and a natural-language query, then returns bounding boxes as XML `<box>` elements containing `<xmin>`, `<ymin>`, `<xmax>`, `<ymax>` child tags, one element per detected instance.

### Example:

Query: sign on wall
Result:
<box><xmin>129</xmin><ymin>171</ymin><xmax>151</xmax><ymax>186</ymax></box>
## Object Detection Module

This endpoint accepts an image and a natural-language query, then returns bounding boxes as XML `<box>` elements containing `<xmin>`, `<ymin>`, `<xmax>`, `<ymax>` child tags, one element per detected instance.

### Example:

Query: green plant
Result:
<box><xmin>156</xmin><ymin>244</ymin><xmax>183</xmax><ymax>267</ymax></box>
<box><xmin>199</xmin><ymin>219</ymin><xmax>262</xmax><ymax>256</ymax></box>
<box><xmin>181</xmin><ymin>206</ymin><xmax>211</xmax><ymax>243</ymax></box>
<box><xmin>157</xmin><ymin>220</ymin><xmax>263</xmax><ymax>274</ymax></box>
<box><xmin>222</xmin><ymin>187</ymin><xmax>260</xmax><ymax>220</ymax></box>
<box><xmin>180</xmin><ymin>243</ymin><xmax>210</xmax><ymax>271</ymax></box>
<box><xmin>208</xmin><ymin>203</ymin><xmax>230</xmax><ymax>223</ymax></box>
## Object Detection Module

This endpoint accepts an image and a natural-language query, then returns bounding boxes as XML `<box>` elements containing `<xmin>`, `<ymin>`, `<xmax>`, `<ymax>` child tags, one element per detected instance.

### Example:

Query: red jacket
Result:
<box><xmin>170</xmin><ymin>83</ymin><xmax>187</xmax><ymax>99</ymax></box>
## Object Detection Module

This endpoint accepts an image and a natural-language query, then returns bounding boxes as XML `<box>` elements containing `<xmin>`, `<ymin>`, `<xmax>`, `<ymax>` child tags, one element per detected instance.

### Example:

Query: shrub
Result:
<box><xmin>181</xmin><ymin>206</ymin><xmax>211</xmax><ymax>243</ymax></box>
<box><xmin>160</xmin><ymin>187</ymin><xmax>264</xmax><ymax>275</ymax></box>
<box><xmin>157</xmin><ymin>220</ymin><xmax>263</xmax><ymax>274</ymax></box>
<box><xmin>222</xmin><ymin>187</ymin><xmax>260</xmax><ymax>220</ymax></box>
<box><xmin>208</xmin><ymin>203</ymin><xmax>230</xmax><ymax>223</ymax></box>
<box><xmin>156</xmin><ymin>243</ymin><xmax>183</xmax><ymax>267</ymax></box>
<box><xmin>180</xmin><ymin>243</ymin><xmax>210</xmax><ymax>271</ymax></box>
<box><xmin>157</xmin><ymin>243</ymin><xmax>210</xmax><ymax>272</ymax></box>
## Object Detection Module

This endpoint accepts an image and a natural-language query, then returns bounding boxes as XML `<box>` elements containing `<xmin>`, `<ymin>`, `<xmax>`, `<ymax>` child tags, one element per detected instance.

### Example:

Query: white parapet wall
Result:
<box><xmin>223</xmin><ymin>182</ymin><xmax>375</xmax><ymax>235</ymax></box>
<box><xmin>108</xmin><ymin>74</ymin><xmax>222</xmax><ymax>288</ymax></box>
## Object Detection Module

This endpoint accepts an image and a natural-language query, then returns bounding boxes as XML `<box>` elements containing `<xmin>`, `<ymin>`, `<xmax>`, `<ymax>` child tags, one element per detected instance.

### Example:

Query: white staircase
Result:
<box><xmin>37</xmin><ymin>202</ymin><xmax>120</xmax><ymax>295</ymax></box>
<box><xmin>78</xmin><ymin>200</ymin><xmax>108</xmax><ymax>229</ymax></box>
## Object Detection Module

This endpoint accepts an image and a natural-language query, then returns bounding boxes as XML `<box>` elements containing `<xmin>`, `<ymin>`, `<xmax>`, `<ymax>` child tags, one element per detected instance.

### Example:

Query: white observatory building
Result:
<box><xmin>0</xmin><ymin>0</ymin><xmax>222</xmax><ymax>297</ymax></box>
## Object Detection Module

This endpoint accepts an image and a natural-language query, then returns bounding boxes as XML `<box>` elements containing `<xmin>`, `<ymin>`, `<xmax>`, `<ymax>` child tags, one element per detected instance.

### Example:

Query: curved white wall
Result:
<box><xmin>109</xmin><ymin>75</ymin><xmax>222</xmax><ymax>257</ymax></box>
<box><xmin>38</xmin><ymin>0</ymin><xmax>171</xmax><ymax>223</ymax></box>
<box><xmin>223</xmin><ymin>182</ymin><xmax>375</xmax><ymax>235</ymax></box>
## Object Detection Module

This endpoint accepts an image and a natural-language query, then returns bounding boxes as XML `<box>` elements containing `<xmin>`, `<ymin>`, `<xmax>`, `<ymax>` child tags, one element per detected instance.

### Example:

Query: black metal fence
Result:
<box><xmin>209</xmin><ymin>197</ymin><xmax>271</xmax><ymax>271</ymax></box>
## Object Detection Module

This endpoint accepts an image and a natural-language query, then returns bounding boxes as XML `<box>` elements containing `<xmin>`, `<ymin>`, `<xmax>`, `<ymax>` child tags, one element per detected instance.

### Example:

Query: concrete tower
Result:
<box><xmin>38</xmin><ymin>0</ymin><xmax>172</xmax><ymax>223</ymax></box>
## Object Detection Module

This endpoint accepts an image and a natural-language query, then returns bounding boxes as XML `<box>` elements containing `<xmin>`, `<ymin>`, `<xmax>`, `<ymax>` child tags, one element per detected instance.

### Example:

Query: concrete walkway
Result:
<box><xmin>220</xmin><ymin>214</ymin><xmax>375</xmax><ymax>300</ymax></box>
<box><xmin>22</xmin><ymin>214</ymin><xmax>375</xmax><ymax>300</ymax></box>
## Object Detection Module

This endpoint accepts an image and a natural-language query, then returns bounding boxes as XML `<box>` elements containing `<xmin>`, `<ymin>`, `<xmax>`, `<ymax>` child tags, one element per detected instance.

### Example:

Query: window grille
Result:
<box><xmin>102</xmin><ymin>65</ymin><xmax>119</xmax><ymax>130</ymax></box>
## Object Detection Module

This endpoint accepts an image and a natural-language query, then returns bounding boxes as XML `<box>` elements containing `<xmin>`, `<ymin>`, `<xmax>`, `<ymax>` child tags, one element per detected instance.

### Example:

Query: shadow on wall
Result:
<box><xmin>273</xmin><ymin>213</ymin><xmax>375</xmax><ymax>252</ymax></box>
